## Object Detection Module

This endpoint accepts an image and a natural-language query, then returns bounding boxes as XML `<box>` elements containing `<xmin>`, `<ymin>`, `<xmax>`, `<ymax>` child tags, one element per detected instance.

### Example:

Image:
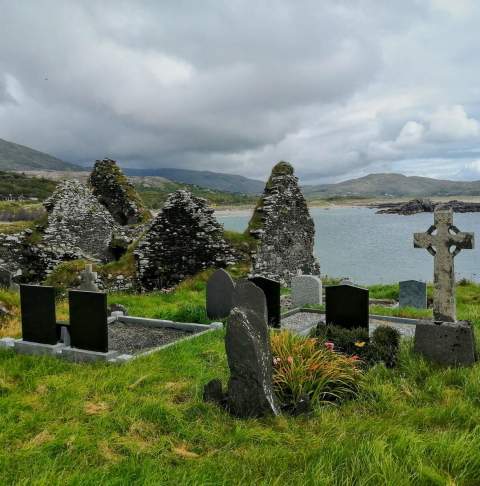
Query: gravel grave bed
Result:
<box><xmin>108</xmin><ymin>322</ymin><xmax>200</xmax><ymax>355</ymax></box>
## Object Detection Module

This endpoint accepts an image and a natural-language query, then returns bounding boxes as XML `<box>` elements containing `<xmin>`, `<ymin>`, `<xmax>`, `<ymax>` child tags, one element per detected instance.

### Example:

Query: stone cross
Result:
<box><xmin>79</xmin><ymin>264</ymin><xmax>99</xmax><ymax>292</ymax></box>
<box><xmin>414</xmin><ymin>208</ymin><xmax>474</xmax><ymax>322</ymax></box>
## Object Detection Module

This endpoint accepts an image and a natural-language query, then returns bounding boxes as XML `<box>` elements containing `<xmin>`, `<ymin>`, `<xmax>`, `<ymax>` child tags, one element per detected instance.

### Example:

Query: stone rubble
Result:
<box><xmin>248</xmin><ymin>161</ymin><xmax>320</xmax><ymax>286</ymax></box>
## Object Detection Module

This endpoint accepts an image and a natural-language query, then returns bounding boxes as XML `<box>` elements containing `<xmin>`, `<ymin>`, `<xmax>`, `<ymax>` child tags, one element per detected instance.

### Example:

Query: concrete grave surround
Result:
<box><xmin>325</xmin><ymin>284</ymin><xmax>369</xmax><ymax>329</ymax></box>
<box><xmin>233</xmin><ymin>279</ymin><xmax>268</xmax><ymax>323</ymax></box>
<box><xmin>291</xmin><ymin>275</ymin><xmax>322</xmax><ymax>307</ymax></box>
<box><xmin>249</xmin><ymin>276</ymin><xmax>281</xmax><ymax>327</ymax></box>
<box><xmin>414</xmin><ymin>320</ymin><xmax>476</xmax><ymax>365</ymax></box>
<box><xmin>414</xmin><ymin>208</ymin><xmax>474</xmax><ymax>322</ymax></box>
<box><xmin>399</xmin><ymin>280</ymin><xmax>427</xmax><ymax>309</ymax></box>
<box><xmin>226</xmin><ymin>307</ymin><xmax>280</xmax><ymax>418</ymax></box>
<box><xmin>206</xmin><ymin>268</ymin><xmax>236</xmax><ymax>319</ymax></box>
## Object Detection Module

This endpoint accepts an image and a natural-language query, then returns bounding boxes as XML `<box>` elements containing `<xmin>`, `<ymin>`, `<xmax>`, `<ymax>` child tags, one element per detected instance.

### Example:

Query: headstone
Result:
<box><xmin>0</xmin><ymin>266</ymin><xmax>12</xmax><ymax>289</ymax></box>
<box><xmin>325</xmin><ymin>284</ymin><xmax>369</xmax><ymax>329</ymax></box>
<box><xmin>206</xmin><ymin>268</ymin><xmax>236</xmax><ymax>319</ymax></box>
<box><xmin>69</xmin><ymin>290</ymin><xmax>108</xmax><ymax>352</ymax></box>
<box><xmin>414</xmin><ymin>320</ymin><xmax>476</xmax><ymax>365</ymax></box>
<box><xmin>79</xmin><ymin>264</ymin><xmax>99</xmax><ymax>292</ymax></box>
<box><xmin>20</xmin><ymin>285</ymin><xmax>58</xmax><ymax>345</ymax></box>
<box><xmin>414</xmin><ymin>208</ymin><xmax>474</xmax><ymax>322</ymax></box>
<box><xmin>225</xmin><ymin>307</ymin><xmax>280</xmax><ymax>417</ymax></box>
<box><xmin>249</xmin><ymin>276</ymin><xmax>281</xmax><ymax>327</ymax></box>
<box><xmin>399</xmin><ymin>280</ymin><xmax>427</xmax><ymax>309</ymax></box>
<box><xmin>291</xmin><ymin>275</ymin><xmax>322</xmax><ymax>307</ymax></box>
<box><xmin>233</xmin><ymin>280</ymin><xmax>268</xmax><ymax>323</ymax></box>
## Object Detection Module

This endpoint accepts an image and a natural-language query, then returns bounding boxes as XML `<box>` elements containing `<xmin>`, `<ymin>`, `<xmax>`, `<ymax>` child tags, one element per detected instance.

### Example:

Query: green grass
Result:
<box><xmin>1</xmin><ymin>282</ymin><xmax>480</xmax><ymax>484</ymax></box>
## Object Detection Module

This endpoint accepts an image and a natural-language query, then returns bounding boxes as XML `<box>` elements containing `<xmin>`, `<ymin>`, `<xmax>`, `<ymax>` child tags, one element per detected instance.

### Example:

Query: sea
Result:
<box><xmin>217</xmin><ymin>206</ymin><xmax>480</xmax><ymax>285</ymax></box>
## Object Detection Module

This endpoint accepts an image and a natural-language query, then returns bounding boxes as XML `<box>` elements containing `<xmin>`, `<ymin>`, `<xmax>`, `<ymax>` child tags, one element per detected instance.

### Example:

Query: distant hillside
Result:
<box><xmin>0</xmin><ymin>171</ymin><xmax>57</xmax><ymax>200</ymax></box>
<box><xmin>303</xmin><ymin>173</ymin><xmax>480</xmax><ymax>198</ymax></box>
<box><xmin>0</xmin><ymin>138</ymin><xmax>81</xmax><ymax>171</ymax></box>
<box><xmin>123</xmin><ymin>167</ymin><xmax>264</xmax><ymax>194</ymax></box>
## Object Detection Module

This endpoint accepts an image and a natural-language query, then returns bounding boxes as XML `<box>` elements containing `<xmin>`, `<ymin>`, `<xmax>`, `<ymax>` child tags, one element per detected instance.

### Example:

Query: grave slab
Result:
<box><xmin>207</xmin><ymin>268</ymin><xmax>235</xmax><ymax>319</ymax></box>
<box><xmin>399</xmin><ymin>280</ymin><xmax>427</xmax><ymax>309</ymax></box>
<box><xmin>249</xmin><ymin>276</ymin><xmax>281</xmax><ymax>327</ymax></box>
<box><xmin>291</xmin><ymin>275</ymin><xmax>322</xmax><ymax>307</ymax></box>
<box><xmin>325</xmin><ymin>284</ymin><xmax>369</xmax><ymax>329</ymax></box>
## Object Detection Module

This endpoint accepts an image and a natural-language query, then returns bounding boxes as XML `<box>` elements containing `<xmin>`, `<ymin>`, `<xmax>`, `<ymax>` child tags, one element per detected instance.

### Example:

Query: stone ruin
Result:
<box><xmin>135</xmin><ymin>190</ymin><xmax>235</xmax><ymax>290</ymax></box>
<box><xmin>89</xmin><ymin>158</ymin><xmax>151</xmax><ymax>225</ymax></box>
<box><xmin>247</xmin><ymin>161</ymin><xmax>320</xmax><ymax>286</ymax></box>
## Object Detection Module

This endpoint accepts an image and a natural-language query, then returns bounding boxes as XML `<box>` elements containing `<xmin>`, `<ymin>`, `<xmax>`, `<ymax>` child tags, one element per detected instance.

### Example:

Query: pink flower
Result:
<box><xmin>287</xmin><ymin>356</ymin><xmax>293</xmax><ymax>364</ymax></box>
<box><xmin>351</xmin><ymin>355</ymin><xmax>360</xmax><ymax>361</ymax></box>
<box><xmin>324</xmin><ymin>341</ymin><xmax>335</xmax><ymax>351</ymax></box>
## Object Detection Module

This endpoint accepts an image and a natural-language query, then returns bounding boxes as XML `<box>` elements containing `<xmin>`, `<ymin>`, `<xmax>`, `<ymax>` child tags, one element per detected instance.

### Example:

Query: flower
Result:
<box><xmin>273</xmin><ymin>357</ymin><xmax>281</xmax><ymax>365</ymax></box>
<box><xmin>287</xmin><ymin>356</ymin><xmax>293</xmax><ymax>364</ymax></box>
<box><xmin>324</xmin><ymin>341</ymin><xmax>335</xmax><ymax>351</ymax></box>
<box><xmin>351</xmin><ymin>355</ymin><xmax>360</xmax><ymax>361</ymax></box>
<box><xmin>354</xmin><ymin>341</ymin><xmax>366</xmax><ymax>348</ymax></box>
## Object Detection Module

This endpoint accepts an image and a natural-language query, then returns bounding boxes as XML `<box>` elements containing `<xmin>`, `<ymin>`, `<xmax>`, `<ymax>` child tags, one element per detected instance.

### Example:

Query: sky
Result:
<box><xmin>1</xmin><ymin>0</ymin><xmax>480</xmax><ymax>184</ymax></box>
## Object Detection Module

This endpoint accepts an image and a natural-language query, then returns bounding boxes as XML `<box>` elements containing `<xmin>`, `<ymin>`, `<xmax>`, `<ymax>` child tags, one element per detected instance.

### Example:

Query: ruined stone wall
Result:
<box><xmin>135</xmin><ymin>190</ymin><xmax>235</xmax><ymax>290</ymax></box>
<box><xmin>248</xmin><ymin>161</ymin><xmax>320</xmax><ymax>286</ymax></box>
<box><xmin>89</xmin><ymin>158</ymin><xmax>151</xmax><ymax>225</ymax></box>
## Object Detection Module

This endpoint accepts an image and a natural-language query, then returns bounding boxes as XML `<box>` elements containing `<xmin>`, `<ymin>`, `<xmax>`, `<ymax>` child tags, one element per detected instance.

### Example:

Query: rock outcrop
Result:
<box><xmin>89</xmin><ymin>158</ymin><xmax>150</xmax><ymax>225</ymax></box>
<box><xmin>247</xmin><ymin>161</ymin><xmax>319</xmax><ymax>286</ymax></box>
<box><xmin>376</xmin><ymin>198</ymin><xmax>480</xmax><ymax>215</ymax></box>
<box><xmin>43</xmin><ymin>180</ymin><xmax>124</xmax><ymax>261</ymax></box>
<box><xmin>135</xmin><ymin>190</ymin><xmax>235</xmax><ymax>290</ymax></box>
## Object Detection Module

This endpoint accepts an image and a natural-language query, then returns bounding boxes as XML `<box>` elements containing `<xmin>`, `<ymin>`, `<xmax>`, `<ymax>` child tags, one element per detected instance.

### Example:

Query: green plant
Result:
<box><xmin>271</xmin><ymin>331</ymin><xmax>362</xmax><ymax>412</ymax></box>
<box><xmin>371</xmin><ymin>325</ymin><xmax>401</xmax><ymax>368</ymax></box>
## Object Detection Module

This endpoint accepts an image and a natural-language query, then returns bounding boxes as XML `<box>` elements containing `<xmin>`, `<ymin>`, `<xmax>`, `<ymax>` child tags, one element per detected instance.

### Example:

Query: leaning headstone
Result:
<box><xmin>233</xmin><ymin>279</ymin><xmax>268</xmax><ymax>323</ymax></box>
<box><xmin>206</xmin><ymin>268</ymin><xmax>235</xmax><ymax>319</ymax></box>
<box><xmin>399</xmin><ymin>280</ymin><xmax>427</xmax><ymax>309</ymax></box>
<box><xmin>325</xmin><ymin>284</ymin><xmax>369</xmax><ymax>329</ymax></box>
<box><xmin>69</xmin><ymin>290</ymin><xmax>108</xmax><ymax>352</ymax></box>
<box><xmin>79</xmin><ymin>264</ymin><xmax>100</xmax><ymax>292</ymax></box>
<box><xmin>414</xmin><ymin>320</ymin><xmax>475</xmax><ymax>365</ymax></box>
<box><xmin>225</xmin><ymin>307</ymin><xmax>280</xmax><ymax>417</ymax></box>
<box><xmin>249</xmin><ymin>276</ymin><xmax>281</xmax><ymax>327</ymax></box>
<box><xmin>291</xmin><ymin>275</ymin><xmax>322</xmax><ymax>307</ymax></box>
<box><xmin>20</xmin><ymin>285</ymin><xmax>58</xmax><ymax>345</ymax></box>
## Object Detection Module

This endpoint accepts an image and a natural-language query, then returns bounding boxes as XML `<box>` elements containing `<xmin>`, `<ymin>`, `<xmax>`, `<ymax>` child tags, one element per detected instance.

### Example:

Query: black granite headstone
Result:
<box><xmin>325</xmin><ymin>284</ymin><xmax>369</xmax><ymax>329</ymax></box>
<box><xmin>69</xmin><ymin>290</ymin><xmax>108</xmax><ymax>352</ymax></box>
<box><xmin>249</xmin><ymin>277</ymin><xmax>281</xmax><ymax>327</ymax></box>
<box><xmin>20</xmin><ymin>285</ymin><xmax>58</xmax><ymax>345</ymax></box>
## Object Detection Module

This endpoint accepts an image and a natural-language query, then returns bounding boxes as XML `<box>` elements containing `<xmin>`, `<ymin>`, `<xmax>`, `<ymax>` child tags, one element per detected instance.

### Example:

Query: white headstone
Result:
<box><xmin>291</xmin><ymin>275</ymin><xmax>322</xmax><ymax>307</ymax></box>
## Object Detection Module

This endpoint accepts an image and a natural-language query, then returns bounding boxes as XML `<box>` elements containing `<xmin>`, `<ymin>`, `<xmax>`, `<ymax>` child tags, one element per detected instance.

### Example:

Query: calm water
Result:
<box><xmin>217</xmin><ymin>207</ymin><xmax>480</xmax><ymax>285</ymax></box>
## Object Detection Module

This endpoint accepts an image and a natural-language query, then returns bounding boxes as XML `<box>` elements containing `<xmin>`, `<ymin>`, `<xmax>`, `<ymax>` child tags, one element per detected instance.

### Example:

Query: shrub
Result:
<box><xmin>270</xmin><ymin>331</ymin><xmax>362</xmax><ymax>412</ymax></box>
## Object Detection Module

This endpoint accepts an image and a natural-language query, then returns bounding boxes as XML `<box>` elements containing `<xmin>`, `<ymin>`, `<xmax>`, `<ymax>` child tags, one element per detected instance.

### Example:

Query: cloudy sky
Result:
<box><xmin>1</xmin><ymin>0</ymin><xmax>480</xmax><ymax>183</ymax></box>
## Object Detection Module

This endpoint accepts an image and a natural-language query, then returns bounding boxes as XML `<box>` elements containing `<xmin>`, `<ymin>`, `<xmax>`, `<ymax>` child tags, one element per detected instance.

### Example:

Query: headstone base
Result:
<box><xmin>414</xmin><ymin>320</ymin><xmax>476</xmax><ymax>366</ymax></box>
<box><xmin>14</xmin><ymin>340</ymin><xmax>65</xmax><ymax>357</ymax></box>
<box><xmin>61</xmin><ymin>347</ymin><xmax>119</xmax><ymax>363</ymax></box>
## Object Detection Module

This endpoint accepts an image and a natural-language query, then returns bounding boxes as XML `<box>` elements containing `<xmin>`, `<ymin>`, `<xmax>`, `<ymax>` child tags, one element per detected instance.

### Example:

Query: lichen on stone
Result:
<box><xmin>135</xmin><ymin>189</ymin><xmax>236</xmax><ymax>290</ymax></box>
<box><xmin>247</xmin><ymin>161</ymin><xmax>320</xmax><ymax>285</ymax></box>
<box><xmin>88</xmin><ymin>158</ymin><xmax>151</xmax><ymax>225</ymax></box>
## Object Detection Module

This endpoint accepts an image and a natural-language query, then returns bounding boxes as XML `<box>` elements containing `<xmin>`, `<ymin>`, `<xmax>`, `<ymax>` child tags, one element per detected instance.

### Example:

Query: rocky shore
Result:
<box><xmin>374</xmin><ymin>198</ymin><xmax>480</xmax><ymax>215</ymax></box>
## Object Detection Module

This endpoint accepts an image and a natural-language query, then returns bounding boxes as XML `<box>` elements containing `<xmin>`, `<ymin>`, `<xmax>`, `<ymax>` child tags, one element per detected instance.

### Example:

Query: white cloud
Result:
<box><xmin>427</xmin><ymin>105</ymin><xmax>480</xmax><ymax>141</ymax></box>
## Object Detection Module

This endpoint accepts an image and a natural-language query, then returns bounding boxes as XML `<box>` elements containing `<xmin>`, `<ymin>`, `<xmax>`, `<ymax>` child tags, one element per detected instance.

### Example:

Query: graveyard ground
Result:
<box><xmin>1</xmin><ymin>280</ymin><xmax>480</xmax><ymax>484</ymax></box>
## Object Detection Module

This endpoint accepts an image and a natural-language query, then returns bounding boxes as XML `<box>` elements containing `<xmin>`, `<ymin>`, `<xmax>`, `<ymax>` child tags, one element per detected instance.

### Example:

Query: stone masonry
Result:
<box><xmin>135</xmin><ymin>190</ymin><xmax>235</xmax><ymax>290</ymax></box>
<box><xmin>248</xmin><ymin>161</ymin><xmax>320</xmax><ymax>286</ymax></box>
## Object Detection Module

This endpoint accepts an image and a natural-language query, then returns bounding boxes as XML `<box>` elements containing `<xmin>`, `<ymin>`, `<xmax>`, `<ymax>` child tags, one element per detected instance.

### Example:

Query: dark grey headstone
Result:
<box><xmin>249</xmin><ymin>276</ymin><xmax>281</xmax><ymax>327</ymax></box>
<box><xmin>233</xmin><ymin>280</ymin><xmax>268</xmax><ymax>323</ymax></box>
<box><xmin>399</xmin><ymin>280</ymin><xmax>427</xmax><ymax>309</ymax></box>
<box><xmin>206</xmin><ymin>268</ymin><xmax>235</xmax><ymax>319</ymax></box>
<box><xmin>69</xmin><ymin>290</ymin><xmax>108</xmax><ymax>352</ymax></box>
<box><xmin>325</xmin><ymin>284</ymin><xmax>369</xmax><ymax>329</ymax></box>
<box><xmin>0</xmin><ymin>266</ymin><xmax>12</xmax><ymax>289</ymax></box>
<box><xmin>226</xmin><ymin>307</ymin><xmax>280</xmax><ymax>418</ymax></box>
<box><xmin>20</xmin><ymin>285</ymin><xmax>58</xmax><ymax>345</ymax></box>
<box><xmin>414</xmin><ymin>320</ymin><xmax>476</xmax><ymax>365</ymax></box>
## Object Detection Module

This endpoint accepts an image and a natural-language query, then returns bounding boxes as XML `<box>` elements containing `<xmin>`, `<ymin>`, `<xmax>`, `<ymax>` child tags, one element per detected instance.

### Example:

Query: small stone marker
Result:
<box><xmin>206</xmin><ymin>268</ymin><xmax>235</xmax><ymax>319</ymax></box>
<box><xmin>414</xmin><ymin>208</ymin><xmax>474</xmax><ymax>322</ymax></box>
<box><xmin>79</xmin><ymin>264</ymin><xmax>100</xmax><ymax>292</ymax></box>
<box><xmin>225</xmin><ymin>307</ymin><xmax>280</xmax><ymax>417</ymax></box>
<box><xmin>69</xmin><ymin>290</ymin><xmax>108</xmax><ymax>352</ymax></box>
<box><xmin>233</xmin><ymin>279</ymin><xmax>268</xmax><ymax>323</ymax></box>
<box><xmin>291</xmin><ymin>275</ymin><xmax>322</xmax><ymax>307</ymax></box>
<box><xmin>249</xmin><ymin>276</ymin><xmax>281</xmax><ymax>327</ymax></box>
<box><xmin>20</xmin><ymin>285</ymin><xmax>58</xmax><ymax>345</ymax></box>
<box><xmin>399</xmin><ymin>280</ymin><xmax>427</xmax><ymax>309</ymax></box>
<box><xmin>0</xmin><ymin>266</ymin><xmax>12</xmax><ymax>289</ymax></box>
<box><xmin>325</xmin><ymin>284</ymin><xmax>369</xmax><ymax>329</ymax></box>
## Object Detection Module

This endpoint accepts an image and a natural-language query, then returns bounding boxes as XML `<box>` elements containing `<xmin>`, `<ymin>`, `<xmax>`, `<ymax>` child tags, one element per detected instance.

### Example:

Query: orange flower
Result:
<box><xmin>287</xmin><ymin>356</ymin><xmax>293</xmax><ymax>364</ymax></box>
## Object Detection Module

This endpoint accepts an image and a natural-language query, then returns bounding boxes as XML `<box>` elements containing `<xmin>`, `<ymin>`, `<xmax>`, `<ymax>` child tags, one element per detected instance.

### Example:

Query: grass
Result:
<box><xmin>1</xmin><ymin>282</ymin><xmax>480</xmax><ymax>484</ymax></box>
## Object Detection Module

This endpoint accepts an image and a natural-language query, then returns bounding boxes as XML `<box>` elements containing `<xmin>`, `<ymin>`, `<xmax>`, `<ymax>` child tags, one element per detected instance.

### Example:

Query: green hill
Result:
<box><xmin>303</xmin><ymin>173</ymin><xmax>480</xmax><ymax>199</ymax></box>
<box><xmin>0</xmin><ymin>138</ymin><xmax>81</xmax><ymax>171</ymax></box>
<box><xmin>0</xmin><ymin>171</ymin><xmax>57</xmax><ymax>200</ymax></box>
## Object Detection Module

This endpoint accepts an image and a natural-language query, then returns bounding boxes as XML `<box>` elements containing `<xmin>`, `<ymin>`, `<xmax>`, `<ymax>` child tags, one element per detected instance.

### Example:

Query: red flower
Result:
<box><xmin>351</xmin><ymin>355</ymin><xmax>360</xmax><ymax>361</ymax></box>
<box><xmin>324</xmin><ymin>341</ymin><xmax>335</xmax><ymax>351</ymax></box>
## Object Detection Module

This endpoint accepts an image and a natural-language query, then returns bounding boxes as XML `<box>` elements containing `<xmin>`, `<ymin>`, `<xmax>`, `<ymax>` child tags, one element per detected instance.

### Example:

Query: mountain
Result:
<box><xmin>303</xmin><ymin>173</ymin><xmax>480</xmax><ymax>198</ymax></box>
<box><xmin>0</xmin><ymin>138</ymin><xmax>81</xmax><ymax>171</ymax></box>
<box><xmin>123</xmin><ymin>167</ymin><xmax>264</xmax><ymax>194</ymax></box>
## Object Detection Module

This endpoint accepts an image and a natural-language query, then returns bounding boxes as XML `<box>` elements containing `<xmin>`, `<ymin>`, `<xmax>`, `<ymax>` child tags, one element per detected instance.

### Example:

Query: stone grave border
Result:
<box><xmin>281</xmin><ymin>307</ymin><xmax>424</xmax><ymax>336</ymax></box>
<box><xmin>0</xmin><ymin>313</ymin><xmax>222</xmax><ymax>364</ymax></box>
